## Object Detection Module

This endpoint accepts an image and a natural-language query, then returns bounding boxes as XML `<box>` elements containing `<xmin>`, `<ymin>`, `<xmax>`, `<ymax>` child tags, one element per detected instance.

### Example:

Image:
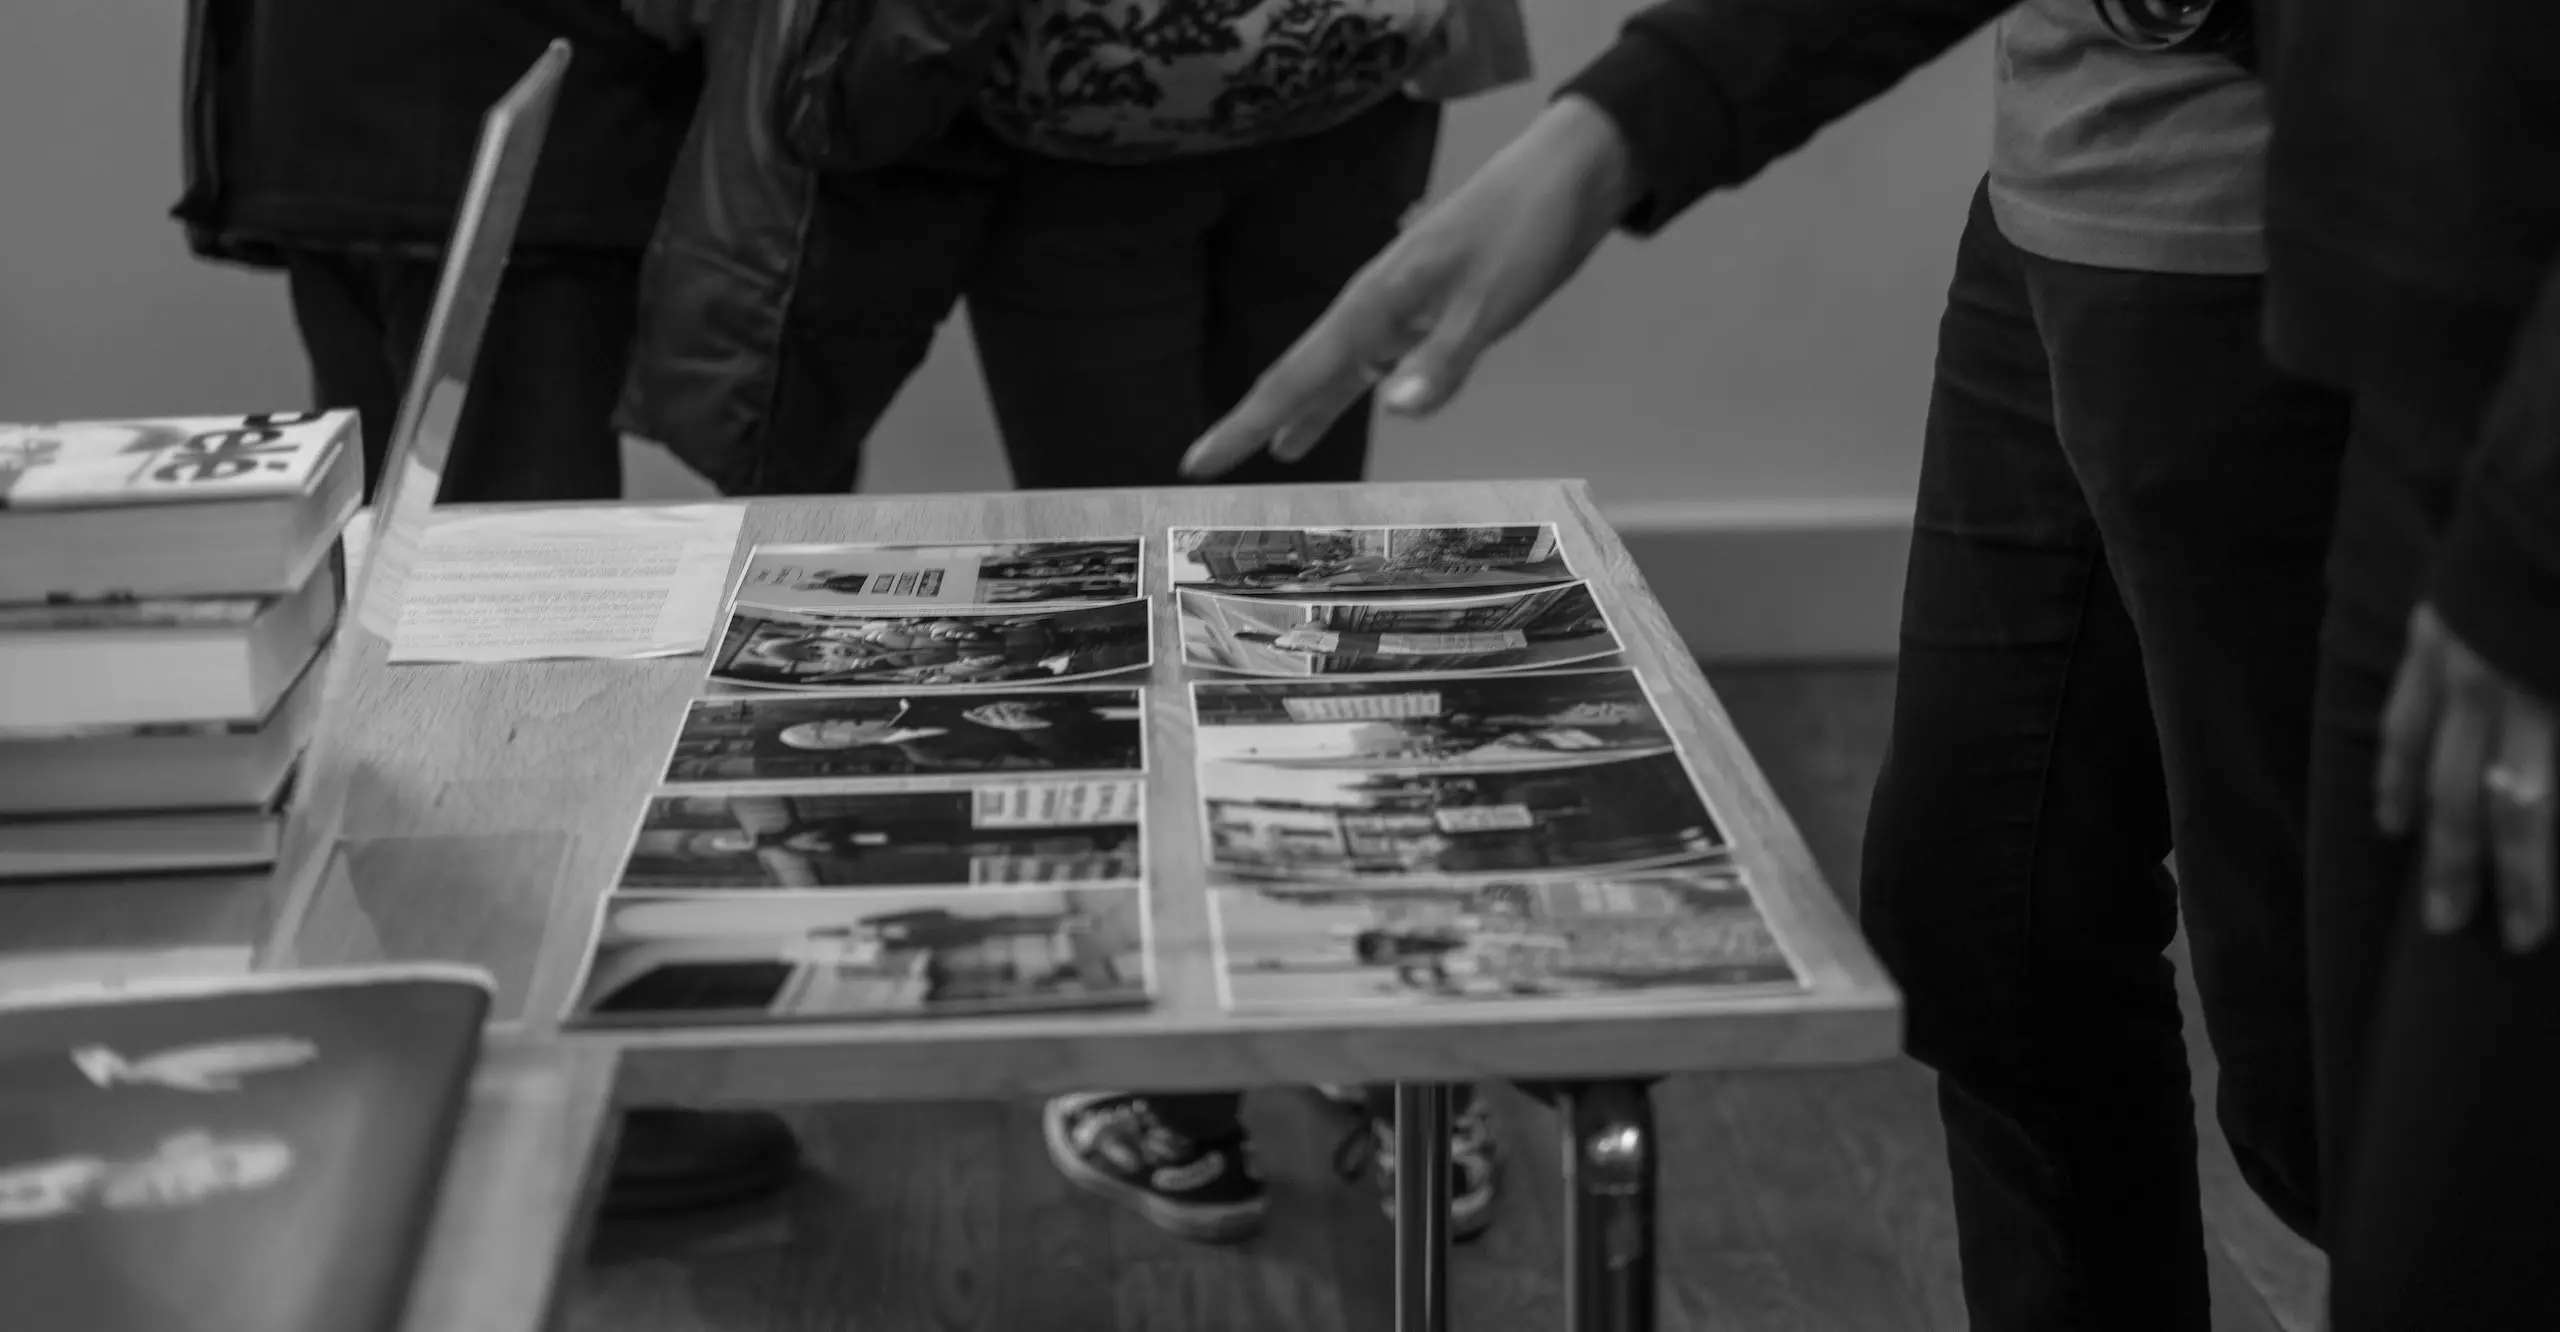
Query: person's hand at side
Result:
<box><xmin>1180</xmin><ymin>96</ymin><xmax>1643</xmax><ymax>479</ymax></box>
<box><xmin>2377</xmin><ymin>603</ymin><xmax>2558</xmax><ymax>952</ymax></box>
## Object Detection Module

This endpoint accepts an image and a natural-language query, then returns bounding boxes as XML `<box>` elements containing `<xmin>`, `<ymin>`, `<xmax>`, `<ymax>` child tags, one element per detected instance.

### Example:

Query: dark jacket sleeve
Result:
<box><xmin>2428</xmin><ymin>256</ymin><xmax>2560</xmax><ymax>702</ymax></box>
<box><xmin>1557</xmin><ymin>0</ymin><xmax>2019</xmax><ymax>235</ymax></box>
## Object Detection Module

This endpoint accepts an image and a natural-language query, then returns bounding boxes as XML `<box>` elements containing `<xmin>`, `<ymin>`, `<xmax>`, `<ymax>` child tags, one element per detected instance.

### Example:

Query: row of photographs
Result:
<box><xmin>565</xmin><ymin>860</ymin><xmax>1798</xmax><ymax>1028</ymax></box>
<box><xmin>699</xmin><ymin>525</ymin><xmax>1596</xmax><ymax>691</ymax></box>
<box><xmin>730</xmin><ymin>524</ymin><xmax>1573</xmax><ymax>614</ymax></box>
<box><xmin>654</xmin><ymin>669</ymin><xmax>1667</xmax><ymax>785</ymax></box>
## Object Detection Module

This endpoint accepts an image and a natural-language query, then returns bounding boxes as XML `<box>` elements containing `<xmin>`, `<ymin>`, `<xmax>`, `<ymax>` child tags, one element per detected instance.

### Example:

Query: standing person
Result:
<box><xmin>963</xmin><ymin>0</ymin><xmax>1524</xmax><ymax>490</ymax></box>
<box><xmin>2248</xmin><ymin>4</ymin><xmax>2560</xmax><ymax>1328</ymax></box>
<box><xmin>1015</xmin><ymin>0</ymin><xmax>1535</xmax><ymax>1250</ymax></box>
<box><xmin>174</xmin><ymin>0</ymin><xmax>806</xmax><ymax>1216</ymax></box>
<box><xmin>1186</xmin><ymin>3</ymin><xmax>2343</xmax><ymax>1327</ymax></box>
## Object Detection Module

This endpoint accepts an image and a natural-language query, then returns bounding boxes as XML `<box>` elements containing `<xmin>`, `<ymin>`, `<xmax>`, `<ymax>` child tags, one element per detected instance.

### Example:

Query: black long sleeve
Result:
<box><xmin>1558</xmin><ymin>0</ymin><xmax>2018</xmax><ymax>235</ymax></box>
<box><xmin>2429</xmin><ymin>255</ymin><xmax>2560</xmax><ymax>701</ymax></box>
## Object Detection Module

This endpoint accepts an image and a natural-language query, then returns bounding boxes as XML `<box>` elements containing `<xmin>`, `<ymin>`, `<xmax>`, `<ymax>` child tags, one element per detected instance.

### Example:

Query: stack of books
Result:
<box><xmin>0</xmin><ymin>411</ymin><xmax>363</xmax><ymax>881</ymax></box>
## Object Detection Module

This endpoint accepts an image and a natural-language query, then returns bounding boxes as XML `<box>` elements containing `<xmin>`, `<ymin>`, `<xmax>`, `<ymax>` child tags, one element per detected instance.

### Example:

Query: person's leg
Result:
<box><xmin>282</xmin><ymin>249</ymin><xmax>406</xmax><ymax>498</ymax></box>
<box><xmin>1860</xmin><ymin>181</ymin><xmax>2202</xmax><ymax>1331</ymax></box>
<box><xmin>362</xmin><ymin>249</ymin><xmax>631</xmax><ymax>503</ymax></box>
<box><xmin>2306</xmin><ymin>394</ymin><xmax>2560</xmax><ymax>1330</ymax></box>
<box><xmin>750</xmin><ymin>126</ymin><xmax>1010</xmax><ymax>495</ymax></box>
<box><xmin>1200</xmin><ymin>95</ymin><xmax>1444</xmax><ymax>485</ymax></box>
<box><xmin>964</xmin><ymin>149</ymin><xmax>1219</xmax><ymax>489</ymax></box>
<box><xmin>1043</xmin><ymin>1090</ymin><xmax>1269</xmax><ymax>1243</ymax></box>
<box><xmin>2021</xmin><ymin>251</ymin><xmax>2344</xmax><ymax>1243</ymax></box>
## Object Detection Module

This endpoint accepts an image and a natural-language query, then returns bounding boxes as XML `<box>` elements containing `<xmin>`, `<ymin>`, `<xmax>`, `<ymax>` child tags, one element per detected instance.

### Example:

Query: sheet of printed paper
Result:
<box><xmin>712</xmin><ymin>599</ymin><xmax>1153</xmax><ymax>690</ymax></box>
<box><xmin>614</xmin><ymin>778</ymin><xmax>1148</xmax><ymax>893</ymax></box>
<box><xmin>1167</xmin><ymin>524</ymin><xmax>1570</xmax><ymax>595</ymax></box>
<box><xmin>1190</xmin><ymin>669</ymin><xmax>1672</xmax><ymax>769</ymax></box>
<box><xmin>560</xmin><ymin>885</ymin><xmax>1153</xmax><ymax>1028</ymax></box>
<box><xmin>382</xmin><ymin>503</ymin><xmax>747</xmax><ymax>663</ymax></box>
<box><xmin>1207</xmin><ymin>863</ymin><xmax>1803</xmax><ymax>1013</ymax></box>
<box><xmin>662</xmin><ymin>687</ymin><xmax>1147</xmax><ymax>784</ymax></box>
<box><xmin>1178</xmin><ymin>582</ymin><xmax>1621</xmax><ymax>677</ymax></box>
<box><xmin>740</xmin><ymin>538</ymin><xmax>1143</xmax><ymax>611</ymax></box>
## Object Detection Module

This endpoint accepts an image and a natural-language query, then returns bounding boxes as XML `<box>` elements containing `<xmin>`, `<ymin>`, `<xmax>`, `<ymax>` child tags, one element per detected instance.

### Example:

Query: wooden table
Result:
<box><xmin>265</xmin><ymin>478</ymin><xmax>1901</xmax><ymax>1332</ymax></box>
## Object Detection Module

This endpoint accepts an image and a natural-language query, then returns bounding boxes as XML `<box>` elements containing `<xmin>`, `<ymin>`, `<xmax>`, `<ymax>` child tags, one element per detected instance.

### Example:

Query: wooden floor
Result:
<box><xmin>567</xmin><ymin>665</ymin><xmax>2324</xmax><ymax>1332</ymax></box>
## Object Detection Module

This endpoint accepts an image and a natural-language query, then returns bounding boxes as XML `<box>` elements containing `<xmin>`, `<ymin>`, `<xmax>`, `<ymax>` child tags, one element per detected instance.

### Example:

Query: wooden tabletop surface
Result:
<box><xmin>230</xmin><ymin>479</ymin><xmax>1892</xmax><ymax>1105</ymax></box>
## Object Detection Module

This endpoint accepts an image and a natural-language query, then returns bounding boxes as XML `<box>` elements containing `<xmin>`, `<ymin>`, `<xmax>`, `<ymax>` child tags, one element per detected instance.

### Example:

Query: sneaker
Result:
<box><xmin>1313</xmin><ymin>1083</ymin><xmax>1370</xmax><ymax>1112</ymax></box>
<box><xmin>1043</xmin><ymin>1092</ymin><xmax>1270</xmax><ymax>1244</ymax></box>
<box><xmin>1331</xmin><ymin>1097</ymin><xmax>1501</xmax><ymax>1243</ymax></box>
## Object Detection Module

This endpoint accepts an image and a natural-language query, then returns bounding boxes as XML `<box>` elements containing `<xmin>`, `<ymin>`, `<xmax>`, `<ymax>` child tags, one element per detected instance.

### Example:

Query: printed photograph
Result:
<box><xmin>618</xmin><ymin>780</ymin><xmax>1145</xmax><ymax>891</ymax></box>
<box><xmin>1211</xmin><ymin>867</ymin><xmax>1799</xmax><ymax>1010</ymax></box>
<box><xmin>738</xmin><ymin>539</ymin><xmax>1142</xmax><ymax>610</ymax></box>
<box><xmin>1179</xmin><ymin>583</ymin><xmax>1620</xmax><ymax>677</ymax></box>
<box><xmin>569</xmin><ymin>886</ymin><xmax>1150</xmax><ymax>1026</ymax></box>
<box><xmin>1191</xmin><ymin>669</ymin><xmax>1672</xmax><ymax>769</ymax></box>
<box><xmin>665</xmin><ymin>688</ymin><xmax>1146</xmax><ymax>782</ymax></box>
<box><xmin>1201</xmin><ymin>750</ymin><xmax>1725</xmax><ymax>880</ymax></box>
<box><xmin>712</xmin><ymin>598</ymin><xmax>1152</xmax><ymax>689</ymax></box>
<box><xmin>1168</xmin><ymin>525</ymin><xmax>1570</xmax><ymax>594</ymax></box>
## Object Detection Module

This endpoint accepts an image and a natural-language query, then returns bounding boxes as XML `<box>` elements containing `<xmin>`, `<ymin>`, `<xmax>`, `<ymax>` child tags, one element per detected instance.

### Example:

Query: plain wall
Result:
<box><xmin>0</xmin><ymin>1</ymin><xmax>1987</xmax><ymax>511</ymax></box>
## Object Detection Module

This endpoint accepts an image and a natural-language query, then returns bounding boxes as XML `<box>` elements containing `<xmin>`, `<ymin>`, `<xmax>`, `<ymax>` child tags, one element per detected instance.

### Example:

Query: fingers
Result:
<box><xmin>2419</xmin><ymin>656</ymin><xmax>2495</xmax><ymax>935</ymax></box>
<box><xmin>1183</xmin><ymin>269</ymin><xmax>1417</xmax><ymax>479</ymax></box>
<box><xmin>2487</xmin><ymin>694</ymin><xmax>2557</xmax><ymax>952</ymax></box>
<box><xmin>1377</xmin><ymin>291</ymin><xmax>1491</xmax><ymax>420</ymax></box>
<box><xmin>2377</xmin><ymin>607</ymin><xmax>2450</xmax><ymax>835</ymax></box>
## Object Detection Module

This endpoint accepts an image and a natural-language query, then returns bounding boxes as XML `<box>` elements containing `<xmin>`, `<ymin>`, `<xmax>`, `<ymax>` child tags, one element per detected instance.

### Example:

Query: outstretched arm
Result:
<box><xmin>1182</xmin><ymin>0</ymin><xmax>2017</xmax><ymax>477</ymax></box>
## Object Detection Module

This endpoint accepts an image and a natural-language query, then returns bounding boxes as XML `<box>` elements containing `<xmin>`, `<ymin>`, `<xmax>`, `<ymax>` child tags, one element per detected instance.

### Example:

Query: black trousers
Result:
<box><xmin>2311</xmin><ymin>394</ymin><xmax>2560</xmax><ymax>1330</ymax></box>
<box><xmin>967</xmin><ymin>95</ymin><xmax>1443</xmax><ymax>490</ymax></box>
<box><xmin>283</xmin><ymin>247</ymin><xmax>635</xmax><ymax>503</ymax></box>
<box><xmin>1861</xmin><ymin>183</ymin><xmax>2343</xmax><ymax>1330</ymax></box>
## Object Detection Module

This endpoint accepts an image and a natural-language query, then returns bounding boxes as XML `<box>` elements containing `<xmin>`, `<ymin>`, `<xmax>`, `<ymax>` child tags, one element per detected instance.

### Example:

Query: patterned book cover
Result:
<box><xmin>0</xmin><ymin>411</ymin><xmax>352</xmax><ymax>510</ymax></box>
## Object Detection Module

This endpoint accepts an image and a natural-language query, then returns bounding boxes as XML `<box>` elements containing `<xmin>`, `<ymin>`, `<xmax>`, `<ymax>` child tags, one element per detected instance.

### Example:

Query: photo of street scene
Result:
<box><xmin>1180</xmin><ymin>583</ymin><xmax>1619</xmax><ymax>677</ymax></box>
<box><xmin>618</xmin><ymin>781</ymin><xmax>1145</xmax><ymax>891</ymax></box>
<box><xmin>1190</xmin><ymin>669</ymin><xmax>1670</xmax><ymax>769</ymax></box>
<box><xmin>1200</xmin><ymin>751</ymin><xmax>1724</xmax><ymax>880</ymax></box>
<box><xmin>713</xmin><ymin>599</ymin><xmax>1151</xmax><ymax>689</ymax></box>
<box><xmin>569</xmin><ymin>887</ymin><xmax>1150</xmax><ymax>1025</ymax></box>
<box><xmin>1168</xmin><ymin>525</ymin><xmax>1570</xmax><ymax>594</ymax></box>
<box><xmin>1211</xmin><ymin>866</ymin><xmax>1798</xmax><ymax>1009</ymax></box>
<box><xmin>739</xmin><ymin>539</ymin><xmax>1141</xmax><ymax>610</ymax></box>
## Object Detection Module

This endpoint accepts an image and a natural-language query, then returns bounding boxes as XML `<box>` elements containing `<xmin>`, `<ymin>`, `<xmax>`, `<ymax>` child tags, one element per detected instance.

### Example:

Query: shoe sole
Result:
<box><xmin>1042</xmin><ymin>1105</ymin><xmax>1269</xmax><ymax>1245</ymax></box>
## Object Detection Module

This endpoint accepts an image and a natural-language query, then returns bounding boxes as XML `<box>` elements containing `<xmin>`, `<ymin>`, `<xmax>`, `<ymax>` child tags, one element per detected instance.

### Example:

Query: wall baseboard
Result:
<box><xmin>1602</xmin><ymin>499</ymin><xmax>1911</xmax><ymax>664</ymax></box>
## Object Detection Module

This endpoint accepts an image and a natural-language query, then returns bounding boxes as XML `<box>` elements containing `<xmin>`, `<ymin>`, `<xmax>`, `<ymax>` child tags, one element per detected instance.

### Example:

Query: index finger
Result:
<box><xmin>2488</xmin><ymin>698</ymin><xmax>2557</xmax><ymax>951</ymax></box>
<box><xmin>1182</xmin><ymin>271</ymin><xmax>1418</xmax><ymax>480</ymax></box>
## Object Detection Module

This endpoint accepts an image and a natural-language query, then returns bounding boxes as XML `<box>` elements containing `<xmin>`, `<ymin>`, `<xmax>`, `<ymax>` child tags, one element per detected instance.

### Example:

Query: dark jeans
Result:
<box><xmin>744</xmin><ymin>127</ymin><xmax>1010</xmax><ymax>495</ymax></box>
<box><xmin>967</xmin><ymin>95</ymin><xmax>1443</xmax><ymax>490</ymax></box>
<box><xmin>284</xmin><ymin>247</ymin><xmax>635</xmax><ymax>503</ymax></box>
<box><xmin>2310</xmin><ymin>394</ymin><xmax>2560</xmax><ymax>1331</ymax></box>
<box><xmin>1861</xmin><ymin>183</ymin><xmax>2342</xmax><ymax>1331</ymax></box>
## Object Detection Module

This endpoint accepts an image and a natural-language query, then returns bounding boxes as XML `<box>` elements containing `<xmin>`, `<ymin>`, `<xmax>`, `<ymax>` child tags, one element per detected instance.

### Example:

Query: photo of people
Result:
<box><xmin>569</xmin><ymin>887</ymin><xmax>1150</xmax><ymax>1026</ymax></box>
<box><xmin>664</xmin><ymin>688</ymin><xmax>1146</xmax><ymax>782</ymax></box>
<box><xmin>1200</xmin><ymin>750</ymin><xmax>1725</xmax><ymax>880</ymax></box>
<box><xmin>712</xmin><ymin>598</ymin><xmax>1151</xmax><ymax>689</ymax></box>
<box><xmin>1210</xmin><ymin>867</ymin><xmax>1799</xmax><ymax>1010</ymax></box>
<box><xmin>738</xmin><ymin>539</ymin><xmax>1142</xmax><ymax>611</ymax></box>
<box><xmin>1190</xmin><ymin>669</ymin><xmax>1672</xmax><ymax>769</ymax></box>
<box><xmin>1179</xmin><ymin>583</ymin><xmax>1620</xmax><ymax>677</ymax></box>
<box><xmin>619</xmin><ymin>782</ymin><xmax>1145</xmax><ymax>891</ymax></box>
<box><xmin>1168</xmin><ymin>524</ymin><xmax>1570</xmax><ymax>594</ymax></box>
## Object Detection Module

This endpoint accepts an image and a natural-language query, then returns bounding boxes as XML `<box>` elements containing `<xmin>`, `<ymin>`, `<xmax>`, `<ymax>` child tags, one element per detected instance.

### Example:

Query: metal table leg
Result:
<box><xmin>1394</xmin><ymin>1082</ymin><xmax>1455</xmax><ymax>1332</ymax></box>
<box><xmin>1560</xmin><ymin>1081</ymin><xmax>1658</xmax><ymax>1332</ymax></box>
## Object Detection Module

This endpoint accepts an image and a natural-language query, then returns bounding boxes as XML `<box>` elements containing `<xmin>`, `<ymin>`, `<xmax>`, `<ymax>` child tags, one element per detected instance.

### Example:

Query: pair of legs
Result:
<box><xmin>2306</xmin><ymin>394</ymin><xmax>2560</xmax><ymax>1329</ymax></box>
<box><xmin>286</xmin><ymin>242</ymin><xmax>803</xmax><ymax>1216</ymax></box>
<box><xmin>982</xmin><ymin>95</ymin><xmax>1492</xmax><ymax>1243</ymax></box>
<box><xmin>728</xmin><ymin>94</ymin><xmax>1439</xmax><ymax>494</ymax></box>
<box><xmin>284</xmin><ymin>246</ymin><xmax>635</xmax><ymax>502</ymax></box>
<box><xmin>1862</xmin><ymin>182</ymin><xmax>2341</xmax><ymax>1329</ymax></box>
